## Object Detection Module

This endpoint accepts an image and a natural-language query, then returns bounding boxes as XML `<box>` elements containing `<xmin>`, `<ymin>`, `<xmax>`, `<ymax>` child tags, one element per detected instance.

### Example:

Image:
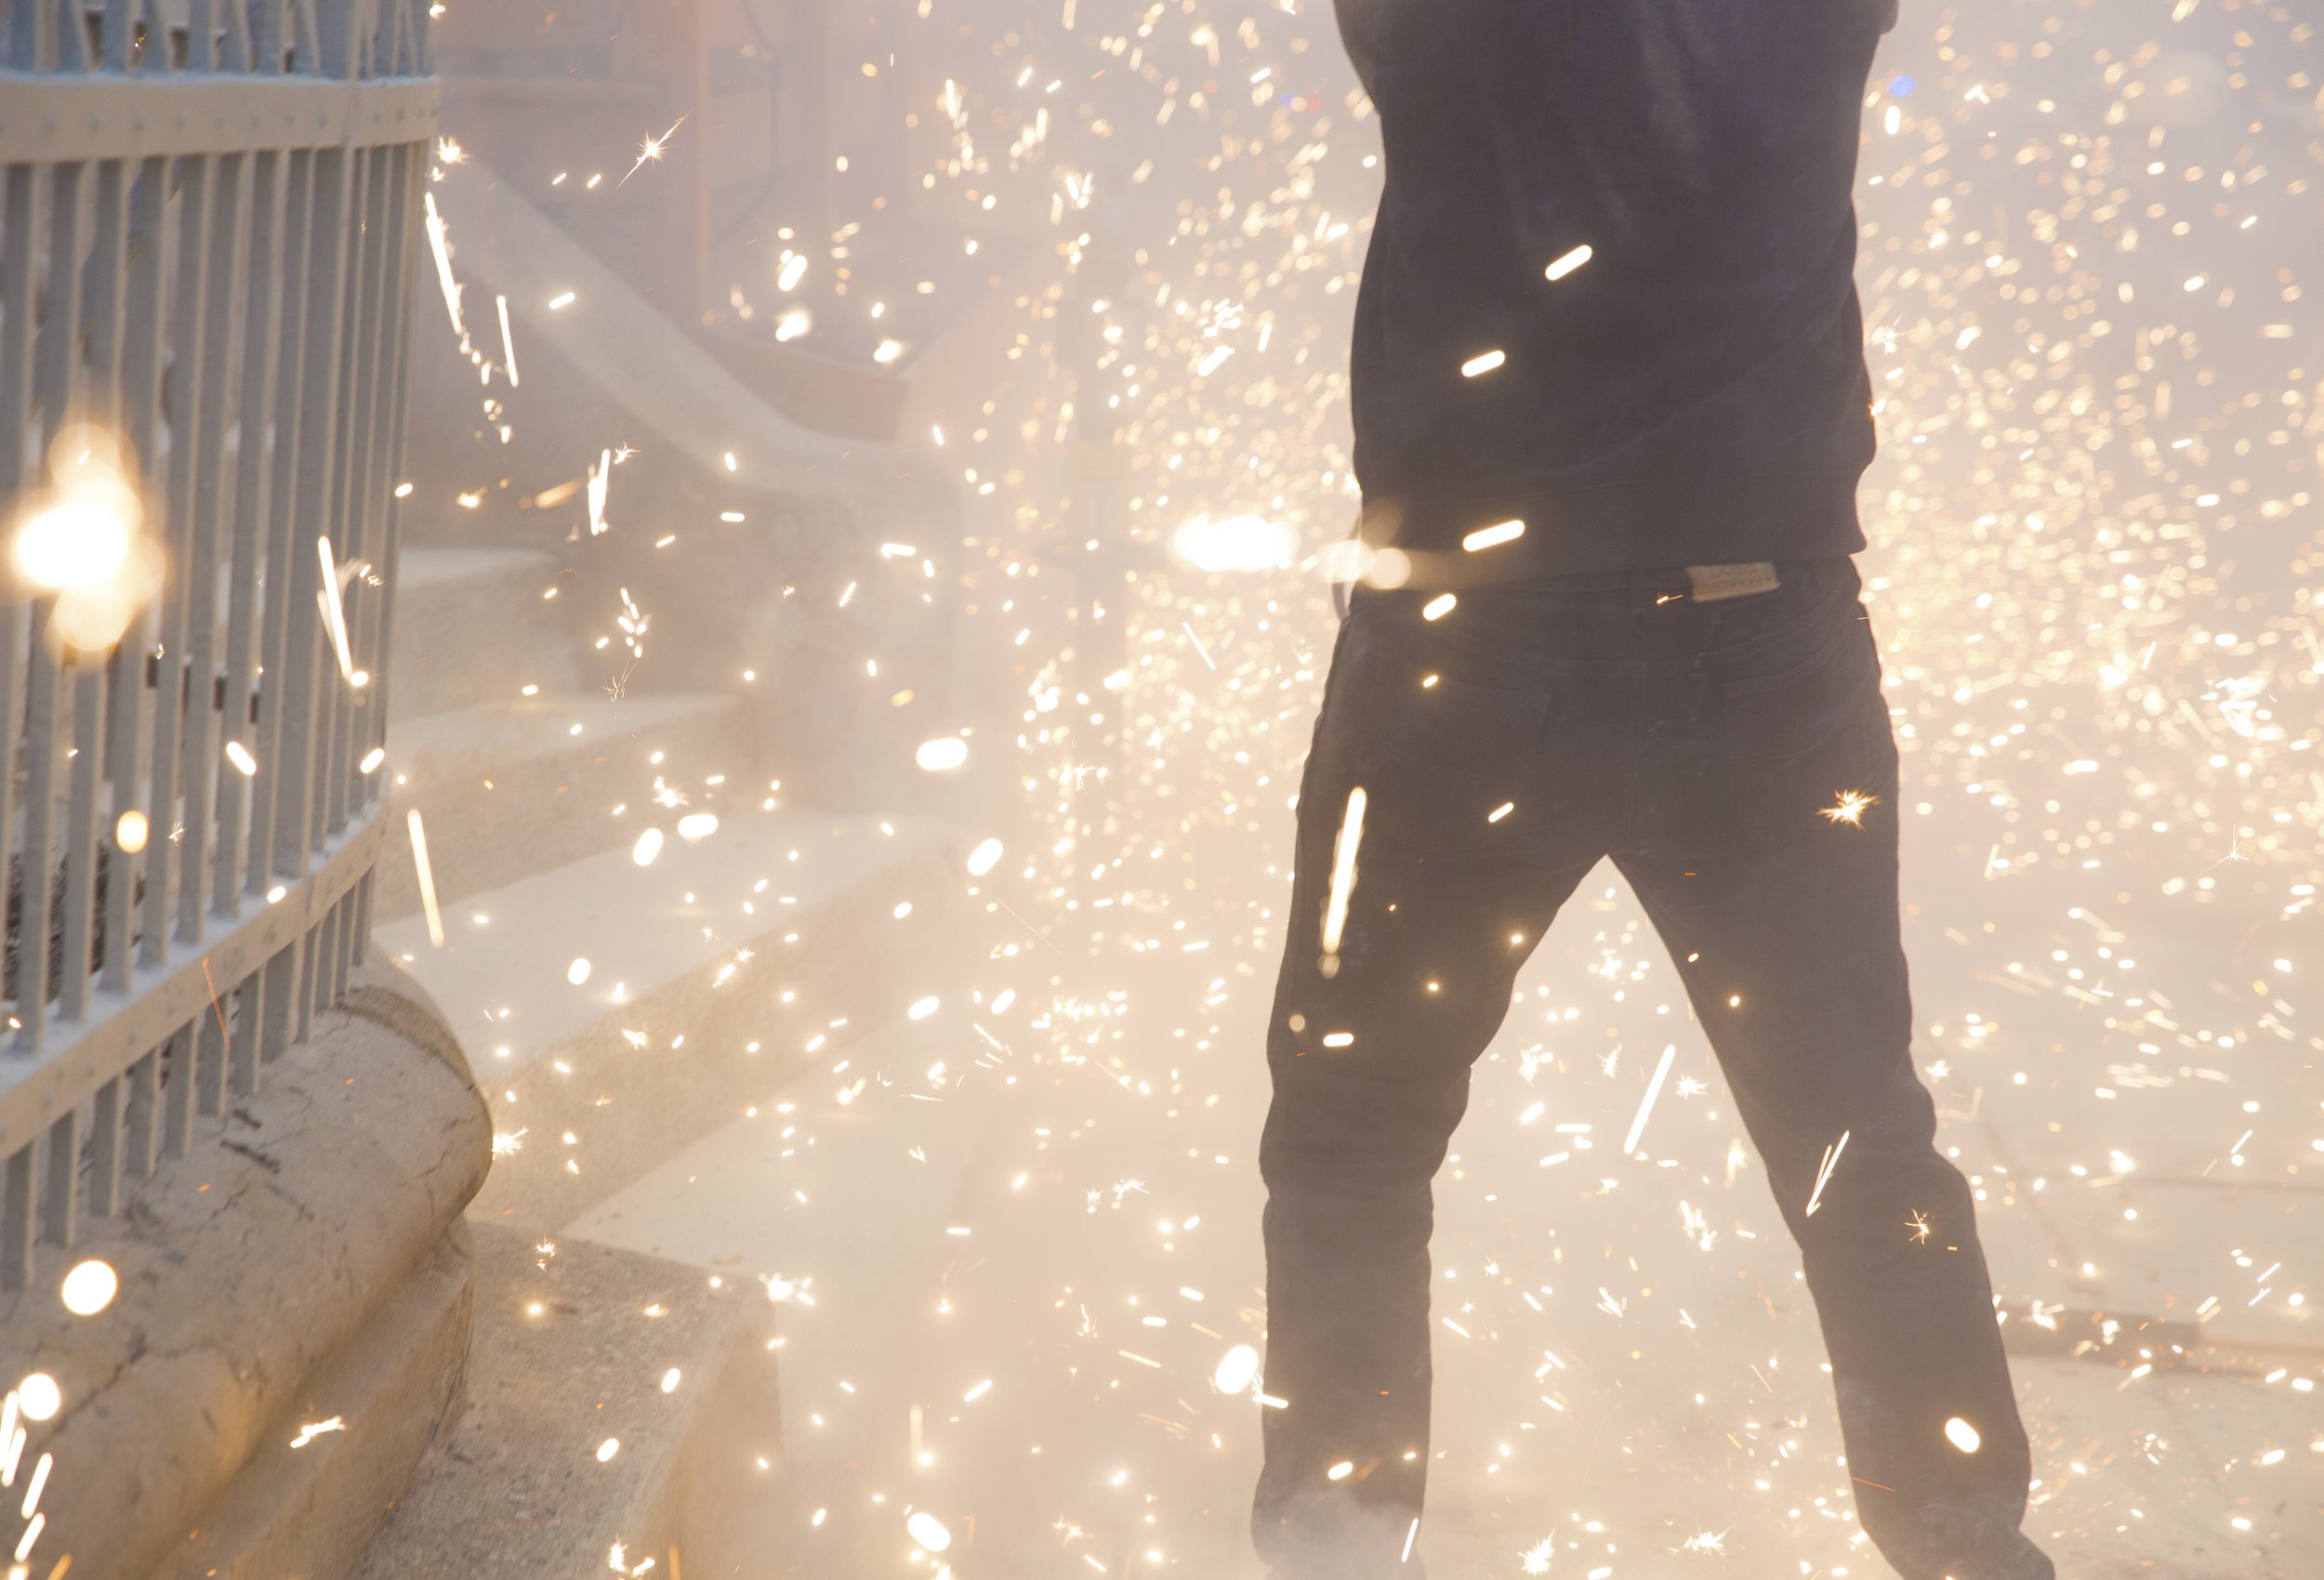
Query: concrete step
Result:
<box><xmin>561</xmin><ymin>1016</ymin><xmax>1011</xmax><ymax>1575</ymax></box>
<box><xmin>372</xmin><ymin>804</ymin><xmax>975</xmax><ymax>1232</ymax></box>
<box><xmin>347</xmin><ymin>1219</ymin><xmax>785</xmax><ymax>1580</ymax></box>
<box><xmin>373</xmin><ymin>688</ymin><xmax>750</xmax><ymax>920</ymax></box>
<box><xmin>158</xmin><ymin>1225</ymin><xmax>478</xmax><ymax>1580</ymax></box>
<box><xmin>390</xmin><ymin>546</ymin><xmax>584</xmax><ymax>720</ymax></box>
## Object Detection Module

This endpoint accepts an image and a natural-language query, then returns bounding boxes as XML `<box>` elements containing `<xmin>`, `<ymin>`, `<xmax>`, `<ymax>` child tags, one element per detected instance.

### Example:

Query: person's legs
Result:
<box><xmin>1252</xmin><ymin>582</ymin><xmax>1629</xmax><ymax>1579</ymax></box>
<box><xmin>1616</xmin><ymin>559</ymin><xmax>2053</xmax><ymax>1580</ymax></box>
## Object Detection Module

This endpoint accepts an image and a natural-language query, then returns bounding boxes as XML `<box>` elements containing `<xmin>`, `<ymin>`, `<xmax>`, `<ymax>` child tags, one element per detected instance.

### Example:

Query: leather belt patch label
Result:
<box><xmin>1684</xmin><ymin>561</ymin><xmax>1780</xmax><ymax>602</ymax></box>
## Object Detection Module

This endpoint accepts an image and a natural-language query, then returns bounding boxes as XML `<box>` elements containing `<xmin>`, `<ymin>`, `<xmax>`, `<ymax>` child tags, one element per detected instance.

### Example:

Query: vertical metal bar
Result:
<box><xmin>55</xmin><ymin>161</ymin><xmax>134</xmax><ymax>1024</ymax></box>
<box><xmin>59</xmin><ymin>665</ymin><xmax>106</xmax><ymax>1022</ymax></box>
<box><xmin>32</xmin><ymin>160</ymin><xmax>84</xmax><ymax>437</ymax></box>
<box><xmin>259</xmin><ymin>938</ymin><xmax>297</xmax><ymax>1064</ymax></box>
<box><xmin>0</xmin><ymin>1146</ymin><xmax>31</xmax><ymax>1290</ymax></box>
<box><xmin>228</xmin><ymin>973</ymin><xmax>259</xmax><ymax>1097</ymax></box>
<box><xmin>40</xmin><ymin>1108</ymin><xmax>77</xmax><ymax>1247</ymax></box>
<box><xmin>347</xmin><ymin>139</ymin><xmax>415</xmax><ymax>816</ymax></box>
<box><xmin>350</xmin><ymin>863</ymin><xmax>373</xmax><ymax>968</ymax></box>
<box><xmin>296</xmin><ymin>917</ymin><xmax>323</xmax><ymax>1041</ymax></box>
<box><xmin>216</xmin><ymin>150</ymin><xmax>285</xmax><ymax>914</ymax></box>
<box><xmin>83</xmin><ymin>159</ymin><xmax>131</xmax><ymax>422</ymax></box>
<box><xmin>246</xmin><ymin>150</ymin><xmax>315</xmax><ymax>902</ymax></box>
<box><xmin>0</xmin><ymin>167</ymin><xmax>40</xmax><ymax>1009</ymax></box>
<box><xmin>315</xmin><ymin>144</ymin><xmax>376</xmax><ymax>845</ymax></box>
<box><xmin>124</xmin><ymin>1047</ymin><xmax>159</xmax><ymax>1178</ymax></box>
<box><xmin>17</xmin><ymin>608</ymin><xmax>63</xmax><ymax>1052</ymax></box>
<box><xmin>333</xmin><ymin>887</ymin><xmax>356</xmax><ymax>997</ymax></box>
<box><xmin>271</xmin><ymin>145</ymin><xmax>351</xmax><ymax>889</ymax></box>
<box><xmin>196</xmin><ymin>978</ymin><xmax>228</xmax><ymax>1115</ymax></box>
<box><xmin>88</xmin><ymin>1075</ymin><xmax>122</xmax><ymax>1217</ymax></box>
<box><xmin>160</xmin><ymin>1020</ymin><xmax>195</xmax><ymax>1156</ymax></box>
<box><xmin>103</xmin><ymin>155</ymin><xmax>170</xmax><ymax>995</ymax></box>
<box><xmin>178</xmin><ymin>151</ymin><xmax>250</xmax><ymax>938</ymax></box>
<box><xmin>309</xmin><ymin>906</ymin><xmax>337</xmax><ymax>1023</ymax></box>
<box><xmin>141</xmin><ymin>154</ymin><xmax>214</xmax><ymax>968</ymax></box>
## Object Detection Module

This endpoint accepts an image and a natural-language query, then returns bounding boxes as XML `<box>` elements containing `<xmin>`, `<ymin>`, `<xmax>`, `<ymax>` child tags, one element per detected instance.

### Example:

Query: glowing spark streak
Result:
<box><xmin>616</xmin><ymin>114</ymin><xmax>688</xmax><ymax>188</ymax></box>
<box><xmin>1182</xmin><ymin>621</ymin><xmax>1216</xmax><ymax>669</ymax></box>
<box><xmin>1462</xmin><ymin>519</ymin><xmax>1525</xmax><ymax>552</ymax></box>
<box><xmin>289</xmin><ymin>1416</ymin><xmax>346</xmax><ymax>1448</ymax></box>
<box><xmin>495</xmin><ymin>293</ymin><xmax>520</xmax><ymax>386</ymax></box>
<box><xmin>1320</xmin><ymin>787</ymin><xmax>1367</xmax><ymax>956</ymax></box>
<box><xmin>1544</xmin><ymin>243</ymin><xmax>1594</xmax><ymax>281</ymax></box>
<box><xmin>200</xmin><ymin>956</ymin><xmax>231</xmax><ymax>1047</ymax></box>
<box><xmin>1804</xmin><ymin>1130</ymin><xmax>1851</xmax><ymax>1218</ymax></box>
<box><xmin>1460</xmin><ymin>349</ymin><xmax>1506</xmax><ymax>377</ymax></box>
<box><xmin>588</xmin><ymin>448</ymin><xmax>612</xmax><ymax>536</ymax></box>
<box><xmin>1621</xmin><ymin>1043</ymin><xmax>1678</xmax><ymax>1155</ymax></box>
<box><xmin>995</xmin><ymin>897</ymin><xmax>1063</xmax><ymax>955</ymax></box>
<box><xmin>422</xmin><ymin>191</ymin><xmax>464</xmax><ymax>338</ymax></box>
<box><xmin>1403</xmin><ymin>1517</ymin><xmax>1419</xmax><ymax>1563</ymax></box>
<box><xmin>1421</xmin><ymin>593</ymin><xmax>1457</xmax><ymax>621</ymax></box>
<box><xmin>408</xmin><ymin>809</ymin><xmax>444</xmax><ymax>947</ymax></box>
<box><xmin>317</xmin><ymin>537</ymin><xmax>356</xmax><ymax>681</ymax></box>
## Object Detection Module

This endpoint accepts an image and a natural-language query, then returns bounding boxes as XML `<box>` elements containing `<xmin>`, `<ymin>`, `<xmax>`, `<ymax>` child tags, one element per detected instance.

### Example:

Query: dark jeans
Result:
<box><xmin>1253</xmin><ymin>558</ymin><xmax>2052</xmax><ymax>1580</ymax></box>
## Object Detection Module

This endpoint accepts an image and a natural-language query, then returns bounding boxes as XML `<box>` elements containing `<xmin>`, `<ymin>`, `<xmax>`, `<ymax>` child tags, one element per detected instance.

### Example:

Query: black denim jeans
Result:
<box><xmin>1254</xmin><ymin>558</ymin><xmax>2053</xmax><ymax>1580</ymax></box>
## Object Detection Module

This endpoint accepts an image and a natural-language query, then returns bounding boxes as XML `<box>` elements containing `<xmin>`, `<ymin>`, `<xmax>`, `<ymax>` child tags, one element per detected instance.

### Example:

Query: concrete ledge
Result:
<box><xmin>350</xmin><ymin>1219</ymin><xmax>784</xmax><ymax>1580</ymax></box>
<box><xmin>0</xmin><ymin>955</ymin><xmax>492</xmax><ymax>1580</ymax></box>
<box><xmin>158</xmin><ymin>1223</ymin><xmax>478</xmax><ymax>1580</ymax></box>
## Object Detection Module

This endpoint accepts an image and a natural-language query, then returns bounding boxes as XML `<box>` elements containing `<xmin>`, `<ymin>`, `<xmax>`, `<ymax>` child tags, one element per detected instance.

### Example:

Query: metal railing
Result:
<box><xmin>0</xmin><ymin>0</ymin><xmax>437</xmax><ymax>1286</ymax></box>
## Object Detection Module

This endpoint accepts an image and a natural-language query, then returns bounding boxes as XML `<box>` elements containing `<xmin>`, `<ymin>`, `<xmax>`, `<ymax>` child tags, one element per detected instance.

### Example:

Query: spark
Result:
<box><xmin>1804</xmin><ymin>1130</ymin><xmax>1851</xmax><ymax>1218</ymax></box>
<box><xmin>422</xmin><ymin>191</ymin><xmax>463</xmax><ymax>337</ymax></box>
<box><xmin>1460</xmin><ymin>349</ymin><xmax>1507</xmax><ymax>377</ymax></box>
<box><xmin>1319</xmin><ymin>786</ymin><xmax>1367</xmax><ymax>963</ymax></box>
<box><xmin>1462</xmin><ymin>519</ymin><xmax>1525</xmax><ymax>552</ymax></box>
<box><xmin>1820</xmin><ymin>788</ymin><xmax>1878</xmax><ymax>825</ymax></box>
<box><xmin>495</xmin><ymin>293</ymin><xmax>520</xmax><ymax>386</ymax></box>
<box><xmin>408</xmin><ymin>808</ymin><xmax>444</xmax><ymax>947</ymax></box>
<box><xmin>317</xmin><ymin>536</ymin><xmax>356</xmax><ymax>681</ymax></box>
<box><xmin>289</xmin><ymin>1416</ymin><xmax>346</xmax><ymax>1448</ymax></box>
<box><xmin>1521</xmin><ymin>1536</ymin><xmax>1556</xmax><ymax>1573</ymax></box>
<box><xmin>1908</xmin><ymin>1209</ymin><xmax>1934</xmax><ymax>1244</ymax></box>
<box><xmin>617</xmin><ymin>114</ymin><xmax>688</xmax><ymax>188</ymax></box>
<box><xmin>1544</xmin><ymin>243</ymin><xmax>1594</xmax><ymax>281</ymax></box>
<box><xmin>588</xmin><ymin>447</ymin><xmax>613</xmax><ymax>535</ymax></box>
<box><xmin>1621</xmin><ymin>1043</ymin><xmax>1679</xmax><ymax>1155</ymax></box>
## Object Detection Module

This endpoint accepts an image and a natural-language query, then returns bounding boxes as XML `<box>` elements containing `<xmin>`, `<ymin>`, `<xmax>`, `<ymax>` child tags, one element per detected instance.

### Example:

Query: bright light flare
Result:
<box><xmin>906</xmin><ymin>1511</ymin><xmax>953</xmax><ymax>1552</ymax></box>
<box><xmin>1170</xmin><ymin>513</ymin><xmax>1297</xmax><ymax>573</ymax></box>
<box><xmin>917</xmin><ymin>737</ymin><xmax>970</xmax><ymax>771</ymax></box>
<box><xmin>1945</xmin><ymin>1415</ymin><xmax>1982</xmax><ymax>1453</ymax></box>
<box><xmin>1213</xmin><ymin>1344</ymin><xmax>1260</xmax><ymax>1393</ymax></box>
<box><xmin>60</xmin><ymin>1258</ymin><xmax>117</xmax><ymax>1316</ymax></box>
<box><xmin>16</xmin><ymin>1373</ymin><xmax>59</xmax><ymax>1421</ymax></box>
<box><xmin>1820</xmin><ymin>788</ymin><xmax>1879</xmax><ymax>825</ymax></box>
<box><xmin>1460</xmin><ymin>349</ymin><xmax>1507</xmax><ymax>377</ymax></box>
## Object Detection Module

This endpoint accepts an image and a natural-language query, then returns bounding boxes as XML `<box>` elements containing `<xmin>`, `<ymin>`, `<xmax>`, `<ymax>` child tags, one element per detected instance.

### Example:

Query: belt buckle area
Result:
<box><xmin>1684</xmin><ymin>561</ymin><xmax>1780</xmax><ymax>603</ymax></box>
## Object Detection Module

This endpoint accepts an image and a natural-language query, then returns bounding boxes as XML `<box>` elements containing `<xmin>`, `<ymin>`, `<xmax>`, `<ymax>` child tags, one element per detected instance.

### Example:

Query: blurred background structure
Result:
<box><xmin>2</xmin><ymin>0</ymin><xmax>2323</xmax><ymax>1575</ymax></box>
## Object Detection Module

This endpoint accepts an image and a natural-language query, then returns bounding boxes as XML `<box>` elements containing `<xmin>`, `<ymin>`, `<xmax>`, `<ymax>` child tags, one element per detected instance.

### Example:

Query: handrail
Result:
<box><xmin>0</xmin><ymin>0</ymin><xmax>437</xmax><ymax>1286</ymax></box>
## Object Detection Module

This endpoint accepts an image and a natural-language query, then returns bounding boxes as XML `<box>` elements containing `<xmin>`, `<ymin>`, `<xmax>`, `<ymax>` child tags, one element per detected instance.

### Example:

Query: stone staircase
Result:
<box><xmin>340</xmin><ymin>496</ymin><xmax>979</xmax><ymax>1577</ymax></box>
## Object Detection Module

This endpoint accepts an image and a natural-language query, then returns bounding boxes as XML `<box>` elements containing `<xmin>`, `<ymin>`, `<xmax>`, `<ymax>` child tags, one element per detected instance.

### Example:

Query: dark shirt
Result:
<box><xmin>1337</xmin><ymin>0</ymin><xmax>1900</xmax><ymax>582</ymax></box>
